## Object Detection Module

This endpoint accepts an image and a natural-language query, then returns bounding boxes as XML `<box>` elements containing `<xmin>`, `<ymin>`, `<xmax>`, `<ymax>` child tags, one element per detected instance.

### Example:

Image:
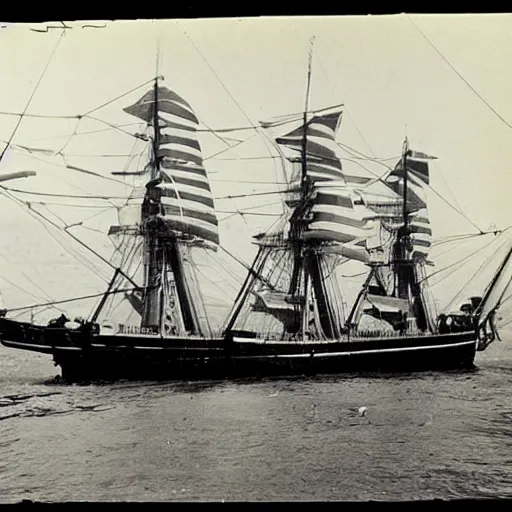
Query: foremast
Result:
<box><xmin>96</xmin><ymin>76</ymin><xmax>220</xmax><ymax>338</ymax></box>
<box><xmin>138</xmin><ymin>77</ymin><xmax>194</xmax><ymax>335</ymax></box>
<box><xmin>138</xmin><ymin>77</ymin><xmax>220</xmax><ymax>337</ymax></box>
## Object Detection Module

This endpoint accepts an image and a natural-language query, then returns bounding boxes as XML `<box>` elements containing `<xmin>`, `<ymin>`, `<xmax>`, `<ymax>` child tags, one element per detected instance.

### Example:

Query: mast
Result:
<box><xmin>226</xmin><ymin>39</ymin><xmax>372</xmax><ymax>341</ymax></box>
<box><xmin>141</xmin><ymin>77</ymin><xmax>163</xmax><ymax>330</ymax></box>
<box><xmin>288</xmin><ymin>38</ymin><xmax>314</xmax><ymax>299</ymax></box>
<box><xmin>302</xmin><ymin>39</ymin><xmax>314</xmax><ymax>188</ymax></box>
<box><xmin>402</xmin><ymin>138</ymin><xmax>409</xmax><ymax>233</ymax></box>
<box><xmin>394</xmin><ymin>137</ymin><xmax>412</xmax><ymax>302</ymax></box>
<box><xmin>140</xmin><ymin>77</ymin><xmax>196</xmax><ymax>334</ymax></box>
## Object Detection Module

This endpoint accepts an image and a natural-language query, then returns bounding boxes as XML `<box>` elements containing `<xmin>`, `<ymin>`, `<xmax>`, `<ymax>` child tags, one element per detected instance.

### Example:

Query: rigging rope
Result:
<box><xmin>29</xmin><ymin>123</ymin><xmax>142</xmax><ymax>141</ymax></box>
<box><xmin>217</xmin><ymin>200</ymin><xmax>283</xmax><ymax>221</ymax></box>
<box><xmin>431</xmin><ymin>161</ymin><xmax>466</xmax><ymax>217</ymax></box>
<box><xmin>427</xmin><ymin>182</ymin><xmax>484</xmax><ymax>234</ymax></box>
<box><xmin>444</xmin><ymin>233</ymin><xmax>512</xmax><ymax>311</ymax></box>
<box><xmin>19</xmin><ymin>200</ymin><xmax>112</xmax><ymax>210</ymax></box>
<box><xmin>213</xmin><ymin>155</ymin><xmax>281</xmax><ymax>161</ymax></box>
<box><xmin>193</xmin><ymin>260</ymin><xmax>239</xmax><ymax>300</ymax></box>
<box><xmin>204</xmin><ymin>133</ymin><xmax>258</xmax><ymax>162</ymax></box>
<box><xmin>407</xmin><ymin>15</ymin><xmax>512</xmax><ymax>131</ymax></box>
<box><xmin>433</xmin><ymin>232</ymin><xmax>488</xmax><ymax>246</ymax></box>
<box><xmin>198</xmin><ymin>116</ymin><xmax>244</xmax><ymax>149</ymax></box>
<box><xmin>177</xmin><ymin>21</ymin><xmax>257</xmax><ymax>130</ymax></box>
<box><xmin>420</xmin><ymin>228</ymin><xmax>511</xmax><ymax>285</ymax></box>
<box><xmin>212</xmin><ymin>179</ymin><xmax>290</xmax><ymax>185</ymax></box>
<box><xmin>1</xmin><ymin>139</ymin><xmax>132</xmax><ymax>190</ymax></box>
<box><xmin>341</xmin><ymin>156</ymin><xmax>392</xmax><ymax>178</ymax></box>
<box><xmin>313</xmin><ymin>51</ymin><xmax>378</xmax><ymax>158</ymax></box>
<box><xmin>344</xmin><ymin>108</ymin><xmax>377</xmax><ymax>158</ymax></box>
<box><xmin>176</xmin><ymin>18</ymin><xmax>289</xmax><ymax>209</ymax></box>
<box><xmin>218</xmin><ymin>245</ymin><xmax>258</xmax><ymax>279</ymax></box>
<box><xmin>0</xmin><ymin>189</ymin><xmax>115</xmax><ymax>280</ymax></box>
<box><xmin>433</xmin><ymin>235</ymin><xmax>487</xmax><ymax>261</ymax></box>
<box><xmin>0</xmin><ymin>185</ymin><xmax>126</xmax><ymax>200</ymax></box>
<box><xmin>18</xmin><ymin>269</ymin><xmax>55</xmax><ymax>302</ymax></box>
<box><xmin>4</xmin><ymin>286</ymin><xmax>142</xmax><ymax>314</ymax></box>
<box><xmin>43</xmin><ymin>202</ymin><xmax>113</xmax><ymax>228</ymax></box>
<box><xmin>0</xmin><ymin>30</ymin><xmax>65</xmax><ymax>163</ymax></box>
<box><xmin>3</xmin><ymin>140</ymin><xmax>144</xmax><ymax>160</ymax></box>
<box><xmin>215</xmin><ymin>189</ymin><xmax>293</xmax><ymax>200</ymax></box>
<box><xmin>219</xmin><ymin>212</ymin><xmax>282</xmax><ymax>221</ymax></box>
<box><xmin>0</xmin><ymin>111</ymin><xmax>259</xmax><ymax>135</ymax></box>
<box><xmin>82</xmin><ymin>77</ymin><xmax>159</xmax><ymax>117</ymax></box>
<box><xmin>0</xmin><ymin>274</ymin><xmax>48</xmax><ymax>304</ymax></box>
<box><xmin>0</xmin><ymin>112</ymin><xmax>77</xmax><ymax>120</ymax></box>
<box><xmin>205</xmin><ymin>252</ymin><xmax>245</xmax><ymax>293</ymax></box>
<box><xmin>80</xmin><ymin>114</ymin><xmax>138</xmax><ymax>140</ymax></box>
<box><xmin>337</xmin><ymin>143</ymin><xmax>393</xmax><ymax>171</ymax></box>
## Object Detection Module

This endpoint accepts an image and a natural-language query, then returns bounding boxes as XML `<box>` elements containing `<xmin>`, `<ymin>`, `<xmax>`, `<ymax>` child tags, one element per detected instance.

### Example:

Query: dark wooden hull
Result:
<box><xmin>0</xmin><ymin>318</ymin><xmax>478</xmax><ymax>383</ymax></box>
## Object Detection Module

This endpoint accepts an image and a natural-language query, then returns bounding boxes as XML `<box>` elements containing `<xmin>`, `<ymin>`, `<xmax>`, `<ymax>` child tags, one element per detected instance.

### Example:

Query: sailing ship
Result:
<box><xmin>0</xmin><ymin>51</ymin><xmax>511</xmax><ymax>383</ymax></box>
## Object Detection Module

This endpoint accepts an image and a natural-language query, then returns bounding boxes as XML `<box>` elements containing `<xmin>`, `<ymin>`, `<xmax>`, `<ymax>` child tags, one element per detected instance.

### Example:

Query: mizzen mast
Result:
<box><xmin>393</xmin><ymin>137</ymin><xmax>413</xmax><ymax>302</ymax></box>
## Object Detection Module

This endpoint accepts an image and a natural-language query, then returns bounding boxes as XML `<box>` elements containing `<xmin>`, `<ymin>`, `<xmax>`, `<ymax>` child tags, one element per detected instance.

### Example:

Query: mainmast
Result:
<box><xmin>288</xmin><ymin>38</ymin><xmax>314</xmax><ymax>299</ymax></box>
<box><xmin>301</xmin><ymin>40</ymin><xmax>314</xmax><ymax>189</ymax></box>
<box><xmin>286</xmin><ymin>38</ymin><xmax>339</xmax><ymax>339</ymax></box>
<box><xmin>226</xmin><ymin>39</ymin><xmax>366</xmax><ymax>341</ymax></box>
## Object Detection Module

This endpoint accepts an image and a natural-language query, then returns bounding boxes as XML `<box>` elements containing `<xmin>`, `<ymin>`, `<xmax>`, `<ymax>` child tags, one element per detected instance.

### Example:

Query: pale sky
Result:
<box><xmin>1</xmin><ymin>14</ymin><xmax>511</xmax><ymax>325</ymax></box>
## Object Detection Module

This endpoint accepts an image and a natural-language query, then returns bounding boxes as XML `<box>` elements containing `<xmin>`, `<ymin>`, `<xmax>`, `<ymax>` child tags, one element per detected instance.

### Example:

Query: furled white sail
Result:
<box><xmin>261</xmin><ymin>106</ymin><xmax>373</xmax><ymax>262</ymax></box>
<box><xmin>357</xmin><ymin>150</ymin><xmax>434</xmax><ymax>263</ymax></box>
<box><xmin>123</xmin><ymin>85</ymin><xmax>220</xmax><ymax>247</ymax></box>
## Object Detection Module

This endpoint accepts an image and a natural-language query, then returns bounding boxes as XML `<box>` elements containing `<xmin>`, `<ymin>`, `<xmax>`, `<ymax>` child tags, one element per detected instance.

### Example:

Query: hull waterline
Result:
<box><xmin>0</xmin><ymin>318</ymin><xmax>478</xmax><ymax>383</ymax></box>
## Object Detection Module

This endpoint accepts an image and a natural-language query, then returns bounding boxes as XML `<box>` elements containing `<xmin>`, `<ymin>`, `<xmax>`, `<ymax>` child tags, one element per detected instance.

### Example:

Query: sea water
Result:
<box><xmin>1</xmin><ymin>329</ymin><xmax>512</xmax><ymax>503</ymax></box>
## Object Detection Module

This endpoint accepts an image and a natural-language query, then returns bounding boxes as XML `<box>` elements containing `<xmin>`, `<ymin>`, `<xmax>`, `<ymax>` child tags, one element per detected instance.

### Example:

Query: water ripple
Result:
<box><xmin>1</xmin><ymin>333</ymin><xmax>512</xmax><ymax>503</ymax></box>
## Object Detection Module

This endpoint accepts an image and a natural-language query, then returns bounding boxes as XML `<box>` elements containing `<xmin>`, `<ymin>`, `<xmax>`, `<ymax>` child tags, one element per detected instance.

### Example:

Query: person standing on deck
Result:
<box><xmin>396</xmin><ymin>310</ymin><xmax>407</xmax><ymax>335</ymax></box>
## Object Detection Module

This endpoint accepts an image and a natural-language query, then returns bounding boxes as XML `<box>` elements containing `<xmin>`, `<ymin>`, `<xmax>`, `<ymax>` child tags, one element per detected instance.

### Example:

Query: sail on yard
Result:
<box><xmin>223</xmin><ymin>105</ymin><xmax>380</xmax><ymax>338</ymax></box>
<box><xmin>222</xmin><ymin>105</ymin><xmax>375</xmax><ymax>338</ymax></box>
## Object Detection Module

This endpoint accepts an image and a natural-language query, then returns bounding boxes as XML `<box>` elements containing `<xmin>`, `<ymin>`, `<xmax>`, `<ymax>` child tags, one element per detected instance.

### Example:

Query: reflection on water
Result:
<box><xmin>1</xmin><ymin>332</ymin><xmax>512</xmax><ymax>502</ymax></box>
